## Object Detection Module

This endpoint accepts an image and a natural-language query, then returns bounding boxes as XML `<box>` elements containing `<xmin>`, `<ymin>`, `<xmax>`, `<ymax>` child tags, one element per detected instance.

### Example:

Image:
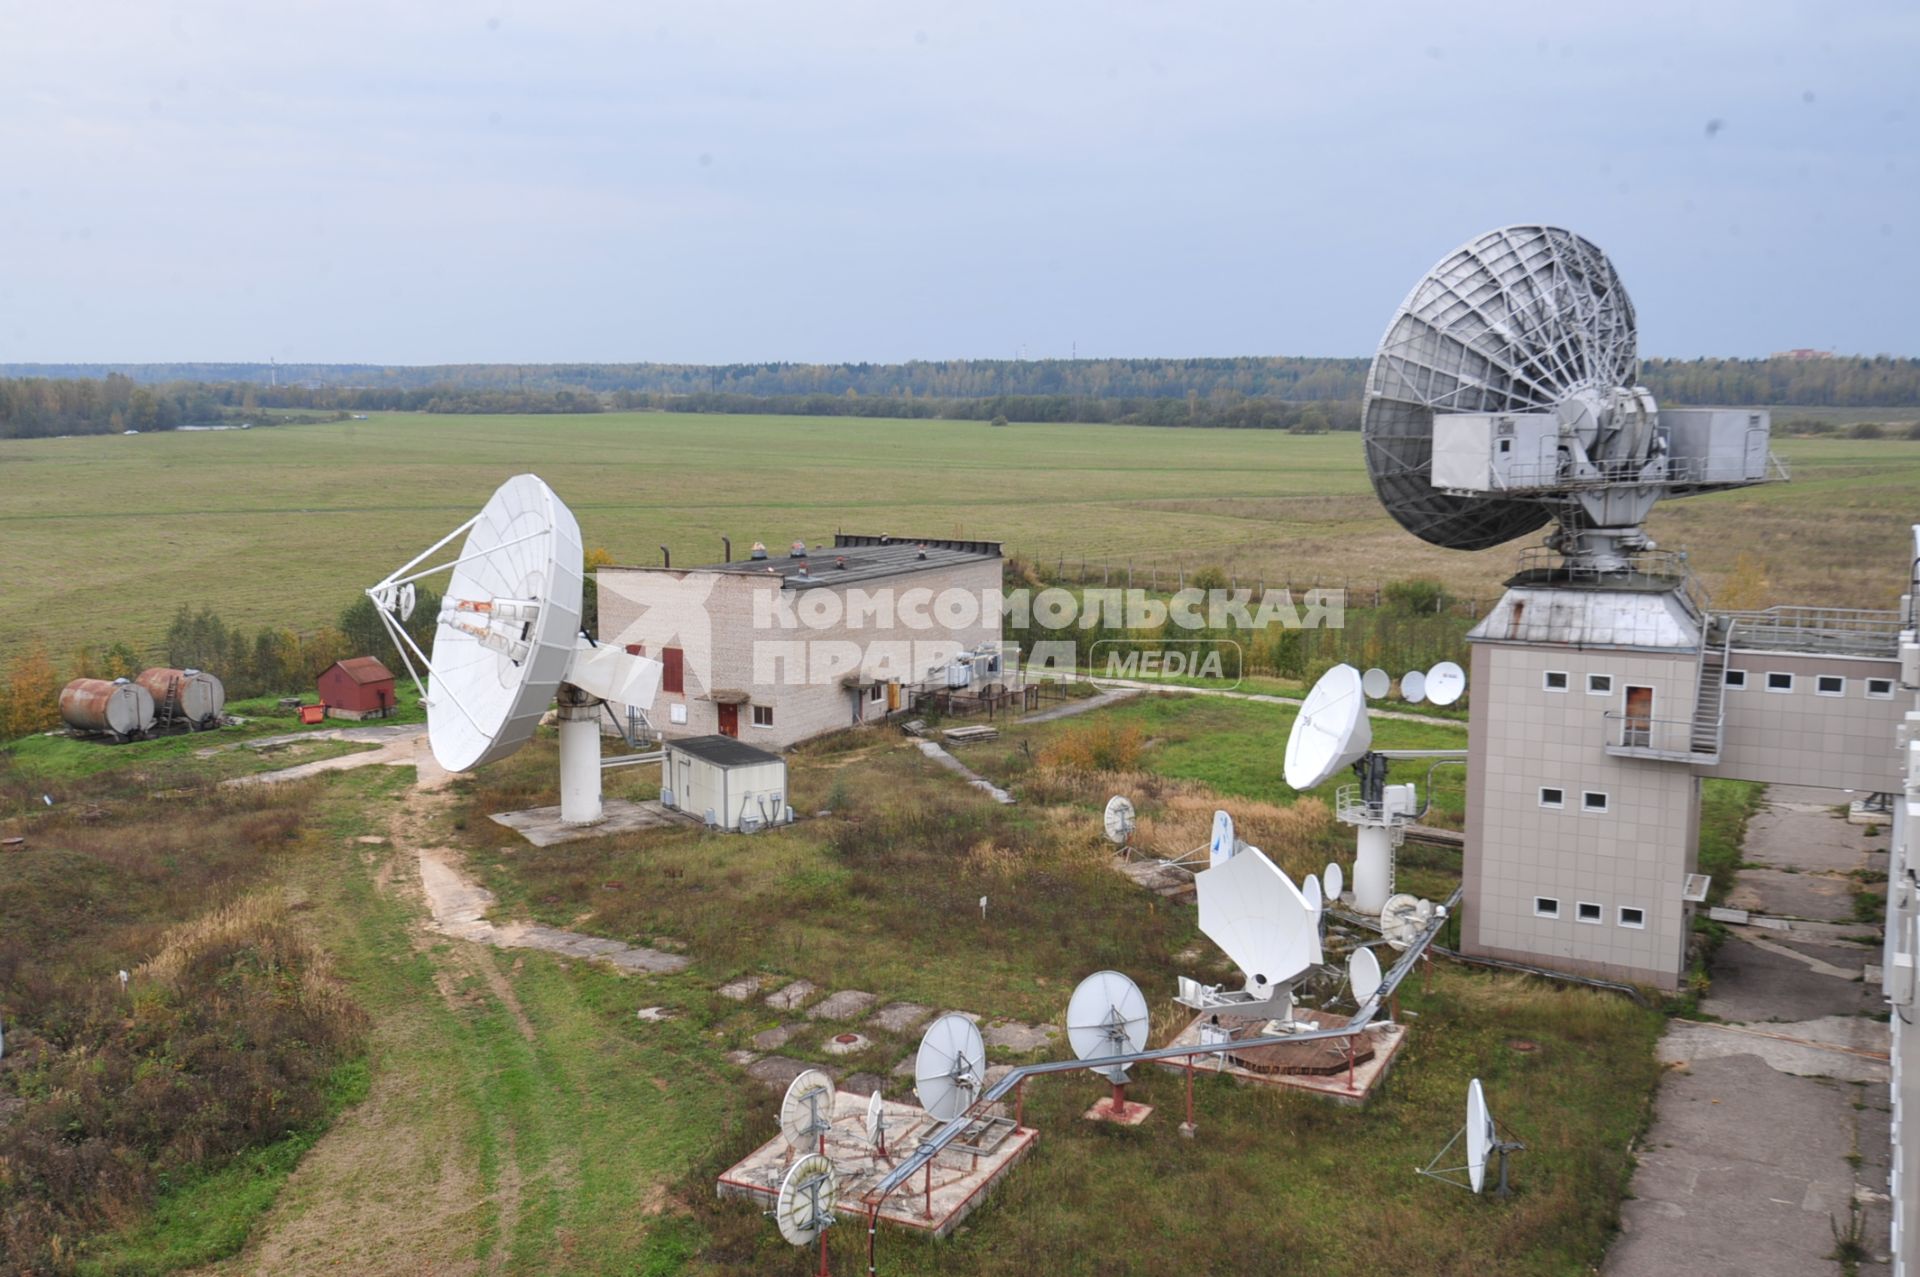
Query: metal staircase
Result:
<box><xmin>1689</xmin><ymin>618</ymin><xmax>1733</xmax><ymax>758</ymax></box>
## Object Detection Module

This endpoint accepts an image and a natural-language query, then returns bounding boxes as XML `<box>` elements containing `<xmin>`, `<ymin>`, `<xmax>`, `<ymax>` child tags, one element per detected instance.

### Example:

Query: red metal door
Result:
<box><xmin>717</xmin><ymin>703</ymin><xmax>739</xmax><ymax>737</ymax></box>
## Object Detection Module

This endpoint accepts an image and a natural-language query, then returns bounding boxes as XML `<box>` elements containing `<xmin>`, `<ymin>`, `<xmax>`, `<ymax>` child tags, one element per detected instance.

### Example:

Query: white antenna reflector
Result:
<box><xmin>1349</xmin><ymin>947</ymin><xmax>1383</xmax><ymax>1003</ymax></box>
<box><xmin>1302</xmin><ymin>873</ymin><xmax>1323</xmax><ymax>917</ymax></box>
<box><xmin>774</xmin><ymin>1151</ymin><xmax>839</xmax><ymax>1245</ymax></box>
<box><xmin>1361</xmin><ymin>667</ymin><xmax>1390</xmax><ymax>699</ymax></box>
<box><xmin>1284</xmin><ymin>664</ymin><xmax>1373</xmax><ymax>791</ymax></box>
<box><xmin>1401</xmin><ymin>670</ymin><xmax>1427</xmax><ymax>703</ymax></box>
<box><xmin>1209</xmin><ymin>809</ymin><xmax>1236</xmax><ymax>868</ymax></box>
<box><xmin>1467</xmin><ymin>1078</ymin><xmax>1494</xmax><ymax>1193</ymax></box>
<box><xmin>864</xmin><ymin>1089</ymin><xmax>885</xmax><ymax>1150</ymax></box>
<box><xmin>1425</xmin><ymin>660</ymin><xmax>1467</xmax><ymax>707</ymax></box>
<box><xmin>1066</xmin><ymin>970</ymin><xmax>1150</xmax><ymax>1084</ymax></box>
<box><xmin>1381</xmin><ymin>893</ymin><xmax>1436</xmax><ymax>951</ymax></box>
<box><xmin>1195</xmin><ymin>846</ymin><xmax>1322</xmax><ymax>994</ymax></box>
<box><xmin>915</xmin><ymin>1013</ymin><xmax>987</xmax><ymax>1121</ymax></box>
<box><xmin>1103</xmin><ymin>795</ymin><xmax>1136</xmax><ymax>846</ymax></box>
<box><xmin>397</xmin><ymin>581</ymin><xmax>417</xmax><ymax>622</ymax></box>
<box><xmin>780</xmin><ymin>1069</ymin><xmax>836</xmax><ymax>1151</ymax></box>
<box><xmin>1323</xmin><ymin>861</ymin><xmax>1344</xmax><ymax>902</ymax></box>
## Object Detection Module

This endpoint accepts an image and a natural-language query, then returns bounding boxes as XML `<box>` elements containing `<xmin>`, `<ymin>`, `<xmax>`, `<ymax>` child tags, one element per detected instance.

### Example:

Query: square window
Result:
<box><xmin>1576</xmin><ymin>901</ymin><xmax>1603</xmax><ymax>924</ymax></box>
<box><xmin>1534</xmin><ymin>897</ymin><xmax>1560</xmax><ymax>919</ymax></box>
<box><xmin>751</xmin><ymin>704</ymin><xmax>774</xmax><ymax>727</ymax></box>
<box><xmin>1587</xmin><ymin>673</ymin><xmax>1613</xmax><ymax>695</ymax></box>
<box><xmin>1498</xmin><ymin>437</ymin><xmax>1513</xmax><ymax>454</ymax></box>
<box><xmin>869</xmin><ymin>684</ymin><xmax>885</xmax><ymax>703</ymax></box>
<box><xmin>1543</xmin><ymin>671</ymin><xmax>1569</xmax><ymax>692</ymax></box>
<box><xmin>1724</xmin><ymin>669</ymin><xmax>1747</xmax><ymax>690</ymax></box>
<box><xmin>668</xmin><ymin>703</ymin><xmax>687</xmax><ymax>726</ymax></box>
<box><xmin>1815</xmin><ymin>675</ymin><xmax>1845</xmax><ymax>697</ymax></box>
<box><xmin>1539</xmin><ymin>787</ymin><xmax>1565</xmax><ymax>809</ymax></box>
<box><xmin>1867</xmin><ymin>678</ymin><xmax>1895</xmax><ymax>699</ymax></box>
<box><xmin>1618</xmin><ymin>906</ymin><xmax>1647</xmax><ymax>929</ymax></box>
<box><xmin>1582</xmin><ymin>791</ymin><xmax>1610</xmax><ymax>813</ymax></box>
<box><xmin>1766</xmin><ymin>672</ymin><xmax>1794</xmax><ymax>693</ymax></box>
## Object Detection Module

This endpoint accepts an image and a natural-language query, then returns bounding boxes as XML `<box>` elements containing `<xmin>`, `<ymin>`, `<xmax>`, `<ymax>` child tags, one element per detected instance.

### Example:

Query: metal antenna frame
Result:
<box><xmin>1416</xmin><ymin>1124</ymin><xmax>1527</xmax><ymax>1199</ymax></box>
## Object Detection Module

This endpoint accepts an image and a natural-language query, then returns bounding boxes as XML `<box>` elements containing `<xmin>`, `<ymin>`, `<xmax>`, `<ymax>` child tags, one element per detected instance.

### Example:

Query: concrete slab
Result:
<box><xmin>724</xmin><ymin>1049</ymin><xmax>759</xmax><ymax>1067</ymax></box>
<box><xmin>487</xmin><ymin>797</ymin><xmax>693</xmax><ymax>848</ymax></box>
<box><xmin>982</xmin><ymin>1021</ymin><xmax>1059</xmax><ymax>1053</ymax></box>
<box><xmin>805</xmin><ymin>989</ymin><xmax>878</xmax><ymax>1020</ymax></box>
<box><xmin>766</xmin><ymin>980</ymin><xmax>819</xmax><ymax>1012</ymax></box>
<box><xmin>868</xmin><ymin>1002</ymin><xmax>933</xmax><ymax>1034</ymax></box>
<box><xmin>743</xmin><ymin>1055</ymin><xmax>816</xmax><ymax>1091</ymax></box>
<box><xmin>717</xmin><ymin>1090</ymin><xmax>1038</xmax><ymax>1239</ymax></box>
<box><xmin>1700</xmin><ymin>933</ymin><xmax>1875</xmax><ymax>1024</ymax></box>
<box><xmin>1083</xmin><ymin>1096</ymin><xmax>1153</xmax><ymax>1125</ymax></box>
<box><xmin>838</xmin><ymin>1072</ymin><xmax>888</xmax><ymax>1098</ymax></box>
<box><xmin>1660</xmin><ymin>1018</ymin><xmax>1888</xmax><ymax>1084</ymax></box>
<box><xmin>1725</xmin><ymin>867</ymin><xmax>1857</xmax><ymax>922</ymax></box>
<box><xmin>715</xmin><ymin>974</ymin><xmax>763</xmax><ymax>1002</ymax></box>
<box><xmin>751</xmin><ymin>1023</ymin><xmax>806</xmax><ymax>1052</ymax></box>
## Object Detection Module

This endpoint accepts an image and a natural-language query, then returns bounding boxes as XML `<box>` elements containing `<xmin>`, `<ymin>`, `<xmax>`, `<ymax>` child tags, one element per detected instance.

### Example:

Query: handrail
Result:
<box><xmin>1716</xmin><ymin>605</ymin><xmax>1905</xmax><ymax>658</ymax></box>
<box><xmin>1601</xmin><ymin>711</ymin><xmax>1714</xmax><ymax>757</ymax></box>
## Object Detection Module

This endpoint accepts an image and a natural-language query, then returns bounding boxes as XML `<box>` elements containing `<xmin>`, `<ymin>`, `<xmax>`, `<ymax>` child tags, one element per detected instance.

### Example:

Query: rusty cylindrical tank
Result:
<box><xmin>60</xmin><ymin>678</ymin><xmax>156</xmax><ymax>738</ymax></box>
<box><xmin>135</xmin><ymin>667</ymin><xmax>226</xmax><ymax>726</ymax></box>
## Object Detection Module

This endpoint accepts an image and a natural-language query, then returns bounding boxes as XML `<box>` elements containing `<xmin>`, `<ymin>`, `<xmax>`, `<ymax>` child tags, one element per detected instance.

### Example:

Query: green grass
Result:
<box><xmin>4</xmin><ymin>413</ymin><xmax>1917</xmax><ymax>663</ymax></box>
<box><xmin>1698</xmin><ymin>779</ymin><xmax>1766</xmax><ymax>906</ymax></box>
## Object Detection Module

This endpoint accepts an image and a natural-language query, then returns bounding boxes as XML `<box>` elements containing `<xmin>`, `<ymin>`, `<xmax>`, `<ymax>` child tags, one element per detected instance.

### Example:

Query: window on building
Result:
<box><xmin>1534</xmin><ymin>897</ymin><xmax>1560</xmax><ymax>919</ymax></box>
<box><xmin>751</xmin><ymin>704</ymin><xmax>774</xmax><ymax>727</ymax></box>
<box><xmin>1576</xmin><ymin>901</ymin><xmax>1603</xmax><ymax>924</ymax></box>
<box><xmin>661</xmin><ymin>646</ymin><xmax>684</xmax><ymax>695</ymax></box>
<box><xmin>1766</xmin><ymin>671</ymin><xmax>1794</xmax><ymax>693</ymax></box>
<box><xmin>869</xmin><ymin>683</ymin><xmax>885</xmax><ymax>703</ymax></box>
<box><xmin>1583</xmin><ymin>791</ymin><xmax>1610</xmax><ymax>813</ymax></box>
<box><xmin>1815</xmin><ymin>675</ymin><xmax>1845</xmax><ymax>697</ymax></box>
<box><xmin>1724</xmin><ymin>668</ymin><xmax>1747</xmax><ymax>690</ymax></box>
<box><xmin>1868</xmin><ymin>677</ymin><xmax>1896</xmax><ymax>700</ymax></box>
<box><xmin>1618</xmin><ymin>906</ymin><xmax>1647</xmax><ymax>929</ymax></box>
<box><xmin>668</xmin><ymin>703</ymin><xmax>687</xmax><ymax>725</ymax></box>
<box><xmin>1587</xmin><ymin>673</ymin><xmax>1613</xmax><ymax>695</ymax></box>
<box><xmin>1539</xmin><ymin>787</ymin><xmax>1565</xmax><ymax>809</ymax></box>
<box><xmin>1543</xmin><ymin>671</ymin><xmax>1569</xmax><ymax>692</ymax></box>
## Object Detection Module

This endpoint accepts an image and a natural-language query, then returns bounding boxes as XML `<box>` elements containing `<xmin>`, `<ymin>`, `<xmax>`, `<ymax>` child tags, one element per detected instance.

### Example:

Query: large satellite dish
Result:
<box><xmin>780</xmin><ymin>1069</ymin><xmax>836</xmax><ymax>1151</ymax></box>
<box><xmin>915</xmin><ymin>1014</ymin><xmax>986</xmax><ymax>1121</ymax></box>
<box><xmin>1284</xmin><ymin>664</ymin><xmax>1372</xmax><ymax>791</ymax></box>
<box><xmin>1364</xmin><ymin>225</ymin><xmax>1774</xmax><ymax>571</ymax></box>
<box><xmin>774</xmin><ymin>1151</ymin><xmax>838</xmax><ymax>1245</ymax></box>
<box><xmin>1066</xmin><ymin>970</ymin><xmax>1150</xmax><ymax>1084</ymax></box>
<box><xmin>1467</xmin><ymin>1078</ymin><xmax>1495</xmax><ymax>1194</ymax></box>
<box><xmin>1104</xmin><ymin>795</ymin><xmax>1136</xmax><ymax>846</ymax></box>
<box><xmin>1195</xmin><ymin>846</ymin><xmax>1323</xmax><ymax>996</ymax></box>
<box><xmin>1426</xmin><ymin>661</ymin><xmax>1467</xmax><ymax>707</ymax></box>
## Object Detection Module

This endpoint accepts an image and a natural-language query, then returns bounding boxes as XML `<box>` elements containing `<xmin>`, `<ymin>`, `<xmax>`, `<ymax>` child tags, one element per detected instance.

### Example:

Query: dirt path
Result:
<box><xmin>222</xmin><ymin>726</ymin><xmax>430</xmax><ymax>787</ymax></box>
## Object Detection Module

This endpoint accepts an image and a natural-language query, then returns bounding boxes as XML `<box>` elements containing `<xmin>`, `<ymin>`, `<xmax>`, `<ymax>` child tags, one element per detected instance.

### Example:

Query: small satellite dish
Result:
<box><xmin>915</xmin><ymin>1013</ymin><xmax>986</xmax><ymax>1121</ymax></box>
<box><xmin>780</xmin><ymin>1069</ymin><xmax>836</xmax><ymax>1151</ymax></box>
<box><xmin>1323</xmin><ymin>861</ymin><xmax>1344</xmax><ymax>902</ymax></box>
<box><xmin>1425</xmin><ymin>660</ymin><xmax>1467</xmax><ymax>707</ymax></box>
<box><xmin>1209</xmin><ymin>809</ymin><xmax>1236</xmax><ymax>868</ymax></box>
<box><xmin>1349</xmin><ymin>947</ymin><xmax>1384</xmax><ymax>1003</ymax></box>
<box><xmin>1302</xmin><ymin>873</ymin><xmax>1324</xmax><ymax>917</ymax></box>
<box><xmin>1401</xmin><ymin>670</ymin><xmax>1427</xmax><ymax>704</ymax></box>
<box><xmin>864</xmin><ymin>1089</ymin><xmax>885</xmax><ymax>1150</ymax></box>
<box><xmin>774</xmin><ymin>1151</ymin><xmax>839</xmax><ymax>1245</ymax></box>
<box><xmin>1283</xmin><ymin>664</ymin><xmax>1373</xmax><ymax>791</ymax></box>
<box><xmin>1361</xmin><ymin>667</ymin><xmax>1390</xmax><ymax>699</ymax></box>
<box><xmin>1467</xmin><ymin>1078</ymin><xmax>1494</xmax><ymax>1194</ymax></box>
<box><xmin>1066</xmin><ymin>970</ymin><xmax>1150</xmax><ymax>1084</ymax></box>
<box><xmin>1103</xmin><ymin>795</ymin><xmax>1136</xmax><ymax>846</ymax></box>
<box><xmin>1381</xmin><ymin>894</ymin><xmax>1435</xmax><ymax>951</ymax></box>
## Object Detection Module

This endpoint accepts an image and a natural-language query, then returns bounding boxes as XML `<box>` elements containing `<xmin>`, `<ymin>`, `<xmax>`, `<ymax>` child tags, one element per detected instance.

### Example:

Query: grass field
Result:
<box><xmin>3</xmin><ymin>411</ymin><xmax>1917</xmax><ymax>661</ymax></box>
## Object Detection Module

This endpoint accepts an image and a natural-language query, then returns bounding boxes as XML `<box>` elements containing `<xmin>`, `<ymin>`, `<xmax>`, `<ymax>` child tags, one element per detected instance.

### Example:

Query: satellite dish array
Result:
<box><xmin>365</xmin><ymin>475</ymin><xmax>664</xmax><ymax>827</ymax></box>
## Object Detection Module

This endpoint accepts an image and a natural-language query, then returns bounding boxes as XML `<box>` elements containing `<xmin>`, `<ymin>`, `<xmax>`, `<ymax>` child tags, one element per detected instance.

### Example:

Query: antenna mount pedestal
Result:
<box><xmin>556</xmin><ymin>685</ymin><xmax>605</xmax><ymax>827</ymax></box>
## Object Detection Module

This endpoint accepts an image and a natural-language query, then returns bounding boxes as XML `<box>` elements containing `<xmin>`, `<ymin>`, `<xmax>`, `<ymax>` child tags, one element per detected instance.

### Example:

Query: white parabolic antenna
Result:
<box><xmin>1066</xmin><ymin>970</ymin><xmax>1150</xmax><ymax>1084</ymax></box>
<box><xmin>780</xmin><ymin>1068</ymin><xmax>836</xmax><ymax>1151</ymax></box>
<box><xmin>1349</xmin><ymin>947</ymin><xmax>1384</xmax><ymax>1003</ymax></box>
<box><xmin>1209</xmin><ymin>809</ymin><xmax>1236</xmax><ymax>868</ymax></box>
<box><xmin>1323</xmin><ymin>861</ymin><xmax>1344</xmax><ymax>901</ymax></box>
<box><xmin>1284</xmin><ymin>664</ymin><xmax>1373</xmax><ymax>791</ymax></box>
<box><xmin>1302</xmin><ymin>873</ymin><xmax>1323</xmax><ymax>917</ymax></box>
<box><xmin>1401</xmin><ymin>670</ymin><xmax>1427</xmax><ymax>704</ymax></box>
<box><xmin>1103</xmin><ymin>795</ymin><xmax>1136</xmax><ymax>845</ymax></box>
<box><xmin>1361</xmin><ymin>667</ymin><xmax>1390</xmax><ymax>699</ymax></box>
<box><xmin>1467</xmin><ymin>1078</ymin><xmax>1495</xmax><ymax>1194</ymax></box>
<box><xmin>774</xmin><ymin>1151</ymin><xmax>838</xmax><ymax>1246</ymax></box>
<box><xmin>863</xmin><ymin>1089</ymin><xmax>884</xmax><ymax>1149</ymax></box>
<box><xmin>915</xmin><ymin>1013</ymin><xmax>986</xmax><ymax>1121</ymax></box>
<box><xmin>1381</xmin><ymin>893</ymin><xmax>1436</xmax><ymax>951</ymax></box>
<box><xmin>1426</xmin><ymin>661</ymin><xmax>1467</xmax><ymax>707</ymax></box>
<box><xmin>1196</xmin><ymin>846</ymin><xmax>1323</xmax><ymax>995</ymax></box>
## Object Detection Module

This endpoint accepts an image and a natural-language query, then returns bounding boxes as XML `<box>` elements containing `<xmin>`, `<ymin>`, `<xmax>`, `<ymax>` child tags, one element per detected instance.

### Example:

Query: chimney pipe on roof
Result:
<box><xmin>722</xmin><ymin>536</ymin><xmax>732</xmax><ymax>562</ymax></box>
<box><xmin>659</xmin><ymin>545</ymin><xmax>670</xmax><ymax>569</ymax></box>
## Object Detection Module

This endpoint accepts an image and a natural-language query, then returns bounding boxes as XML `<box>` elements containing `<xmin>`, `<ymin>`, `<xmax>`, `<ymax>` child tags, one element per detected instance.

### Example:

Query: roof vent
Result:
<box><xmin>789</xmin><ymin>540</ymin><xmax>807</xmax><ymax>558</ymax></box>
<box><xmin>836</xmin><ymin>555</ymin><xmax>848</xmax><ymax>569</ymax></box>
<box><xmin>917</xmin><ymin>543</ymin><xmax>929</xmax><ymax>559</ymax></box>
<box><xmin>749</xmin><ymin>541</ymin><xmax>768</xmax><ymax>560</ymax></box>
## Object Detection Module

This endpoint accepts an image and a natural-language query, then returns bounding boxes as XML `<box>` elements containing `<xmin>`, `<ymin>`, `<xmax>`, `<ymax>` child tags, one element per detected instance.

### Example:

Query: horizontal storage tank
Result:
<box><xmin>136</xmin><ymin>667</ymin><xmax>226</xmax><ymax>726</ymax></box>
<box><xmin>60</xmin><ymin>678</ymin><xmax>156</xmax><ymax>738</ymax></box>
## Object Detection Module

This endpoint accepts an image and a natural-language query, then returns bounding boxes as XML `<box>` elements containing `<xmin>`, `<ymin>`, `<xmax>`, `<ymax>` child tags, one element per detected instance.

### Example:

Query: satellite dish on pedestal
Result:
<box><xmin>1209</xmin><ymin>809</ymin><xmax>1236</xmax><ymax>868</ymax></box>
<box><xmin>1401</xmin><ymin>670</ymin><xmax>1427</xmax><ymax>704</ymax></box>
<box><xmin>781</xmin><ymin>1069</ymin><xmax>836</xmax><ymax>1152</ymax></box>
<box><xmin>915</xmin><ymin>1014</ymin><xmax>986</xmax><ymax>1121</ymax></box>
<box><xmin>1189</xmin><ymin>846</ymin><xmax>1323</xmax><ymax>1020</ymax></box>
<box><xmin>1066</xmin><ymin>970</ymin><xmax>1150</xmax><ymax>1084</ymax></box>
<box><xmin>1466</xmin><ymin>1077</ymin><xmax>1494</xmax><ymax>1193</ymax></box>
<box><xmin>1425</xmin><ymin>661</ymin><xmax>1467</xmax><ymax>707</ymax></box>
<box><xmin>1104</xmin><ymin>795</ymin><xmax>1136</xmax><ymax>846</ymax></box>
<box><xmin>1284</xmin><ymin>665</ymin><xmax>1373</xmax><ymax>791</ymax></box>
<box><xmin>774</xmin><ymin>1151</ymin><xmax>838</xmax><ymax>1245</ymax></box>
<box><xmin>1381</xmin><ymin>894</ymin><xmax>1437</xmax><ymax>951</ymax></box>
<box><xmin>1361</xmin><ymin>667</ymin><xmax>1390</xmax><ymax>699</ymax></box>
<box><xmin>1348</xmin><ymin>947</ymin><xmax>1383</xmax><ymax>1003</ymax></box>
<box><xmin>1302</xmin><ymin>873</ymin><xmax>1323</xmax><ymax>918</ymax></box>
<box><xmin>1418</xmin><ymin>1076</ymin><xmax>1524</xmax><ymax>1197</ymax></box>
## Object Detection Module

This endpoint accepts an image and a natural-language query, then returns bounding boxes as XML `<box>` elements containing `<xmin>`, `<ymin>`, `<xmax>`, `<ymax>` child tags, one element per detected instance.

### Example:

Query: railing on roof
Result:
<box><xmin>1601</xmin><ymin>712</ymin><xmax>1720</xmax><ymax>764</ymax></box>
<box><xmin>1511</xmin><ymin>546</ymin><xmax>1711</xmax><ymax>616</ymax></box>
<box><xmin>1486</xmin><ymin>450</ymin><xmax>1787</xmax><ymax>494</ymax></box>
<box><xmin>1714</xmin><ymin>605</ymin><xmax>1906</xmax><ymax>658</ymax></box>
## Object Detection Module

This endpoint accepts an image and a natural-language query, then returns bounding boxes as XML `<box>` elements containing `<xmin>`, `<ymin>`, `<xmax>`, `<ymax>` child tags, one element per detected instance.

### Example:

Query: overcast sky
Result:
<box><xmin>2</xmin><ymin>2</ymin><xmax>1914</xmax><ymax>364</ymax></box>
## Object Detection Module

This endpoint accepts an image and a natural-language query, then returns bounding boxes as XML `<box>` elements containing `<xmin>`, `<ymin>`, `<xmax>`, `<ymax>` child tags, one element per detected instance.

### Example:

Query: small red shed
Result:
<box><xmin>318</xmin><ymin>657</ymin><xmax>397</xmax><ymax>720</ymax></box>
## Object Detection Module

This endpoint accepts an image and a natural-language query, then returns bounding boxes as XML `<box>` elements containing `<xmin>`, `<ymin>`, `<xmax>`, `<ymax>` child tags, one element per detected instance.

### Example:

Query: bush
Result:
<box><xmin>989</xmin><ymin>413</ymin><xmax>1009</xmax><ymax>427</ymax></box>
<box><xmin>1035</xmin><ymin>721</ymin><xmax>1145</xmax><ymax>772</ymax></box>
<box><xmin>1847</xmin><ymin>421</ymin><xmax>1885</xmax><ymax>439</ymax></box>
<box><xmin>1383</xmin><ymin>577</ymin><xmax>1450</xmax><ymax>614</ymax></box>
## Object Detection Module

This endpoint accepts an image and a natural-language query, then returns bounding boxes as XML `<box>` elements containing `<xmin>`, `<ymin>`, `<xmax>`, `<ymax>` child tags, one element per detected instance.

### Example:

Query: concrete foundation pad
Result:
<box><xmin>868</xmin><ymin>1002</ymin><xmax>933</xmax><ymax>1034</ymax></box>
<box><xmin>716</xmin><ymin>974</ymin><xmax>763</xmax><ymax>1001</ymax></box>
<box><xmin>767</xmin><ymin>980</ymin><xmax>820</xmax><ymax>1012</ymax></box>
<box><xmin>751</xmin><ymin>1023</ymin><xmax>806</xmax><ymax>1052</ymax></box>
<box><xmin>717</xmin><ymin>1091</ymin><xmax>1038</xmax><ymax>1239</ymax></box>
<box><xmin>807</xmin><ymin>989</ymin><xmax>878</xmax><ymax>1020</ymax></box>
<box><xmin>1157</xmin><ymin>1013</ymin><xmax>1407</xmax><ymax>1107</ymax></box>
<box><xmin>487</xmin><ymin>798</ymin><xmax>693</xmax><ymax>847</ymax></box>
<box><xmin>744</xmin><ymin>1055</ymin><xmax>816</xmax><ymax>1090</ymax></box>
<box><xmin>983</xmin><ymin>1021</ymin><xmax>1059</xmax><ymax>1053</ymax></box>
<box><xmin>1082</xmin><ymin>1096</ymin><xmax>1153</xmax><ymax>1125</ymax></box>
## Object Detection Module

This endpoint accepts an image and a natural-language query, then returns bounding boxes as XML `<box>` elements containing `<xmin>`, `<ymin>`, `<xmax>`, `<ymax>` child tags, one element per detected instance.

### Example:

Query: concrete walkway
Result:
<box><xmin>1603</xmin><ymin>784</ymin><xmax>1892</xmax><ymax>1276</ymax></box>
<box><xmin>219</xmin><ymin>724</ymin><xmax>431</xmax><ymax>787</ymax></box>
<box><xmin>915</xmin><ymin>740</ymin><xmax>1016</xmax><ymax>804</ymax></box>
